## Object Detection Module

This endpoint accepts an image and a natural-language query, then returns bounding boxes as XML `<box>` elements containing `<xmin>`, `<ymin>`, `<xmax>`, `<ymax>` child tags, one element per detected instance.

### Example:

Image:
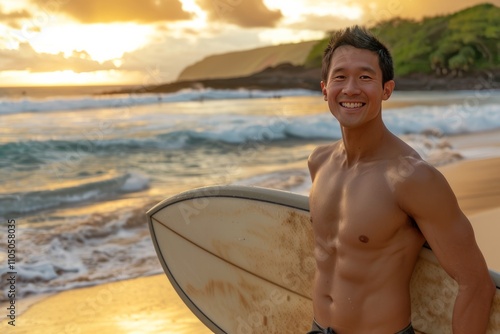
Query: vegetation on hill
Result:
<box><xmin>304</xmin><ymin>3</ymin><xmax>500</xmax><ymax>77</ymax></box>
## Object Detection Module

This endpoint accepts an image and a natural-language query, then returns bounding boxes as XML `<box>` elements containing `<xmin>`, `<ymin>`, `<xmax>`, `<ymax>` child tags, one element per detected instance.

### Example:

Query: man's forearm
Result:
<box><xmin>452</xmin><ymin>283</ymin><xmax>495</xmax><ymax>334</ymax></box>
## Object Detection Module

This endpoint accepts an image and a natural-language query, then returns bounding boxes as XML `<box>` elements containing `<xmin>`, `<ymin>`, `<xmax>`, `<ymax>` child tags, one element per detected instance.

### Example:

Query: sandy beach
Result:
<box><xmin>444</xmin><ymin>131</ymin><xmax>500</xmax><ymax>272</ymax></box>
<box><xmin>3</xmin><ymin>129</ymin><xmax>500</xmax><ymax>333</ymax></box>
<box><xmin>1</xmin><ymin>275</ymin><xmax>212</xmax><ymax>334</ymax></box>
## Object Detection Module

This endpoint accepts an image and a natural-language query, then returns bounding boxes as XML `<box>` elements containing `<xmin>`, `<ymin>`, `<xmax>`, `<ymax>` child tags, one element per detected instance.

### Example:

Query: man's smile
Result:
<box><xmin>340</xmin><ymin>102</ymin><xmax>365</xmax><ymax>109</ymax></box>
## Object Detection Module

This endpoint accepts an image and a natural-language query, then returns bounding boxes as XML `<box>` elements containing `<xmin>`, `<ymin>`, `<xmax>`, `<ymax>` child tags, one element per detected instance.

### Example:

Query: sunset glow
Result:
<box><xmin>0</xmin><ymin>70</ymin><xmax>144</xmax><ymax>87</ymax></box>
<box><xmin>0</xmin><ymin>0</ymin><xmax>492</xmax><ymax>86</ymax></box>
<box><xmin>30</xmin><ymin>23</ymin><xmax>155</xmax><ymax>63</ymax></box>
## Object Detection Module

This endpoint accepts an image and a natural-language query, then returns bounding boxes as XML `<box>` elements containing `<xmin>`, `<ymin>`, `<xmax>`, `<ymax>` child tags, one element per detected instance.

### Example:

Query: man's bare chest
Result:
<box><xmin>310</xmin><ymin>164</ymin><xmax>409</xmax><ymax>247</ymax></box>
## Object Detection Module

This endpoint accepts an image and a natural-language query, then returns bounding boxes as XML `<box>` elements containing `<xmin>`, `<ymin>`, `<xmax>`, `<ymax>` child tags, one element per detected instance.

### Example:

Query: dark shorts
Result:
<box><xmin>307</xmin><ymin>320</ymin><xmax>415</xmax><ymax>334</ymax></box>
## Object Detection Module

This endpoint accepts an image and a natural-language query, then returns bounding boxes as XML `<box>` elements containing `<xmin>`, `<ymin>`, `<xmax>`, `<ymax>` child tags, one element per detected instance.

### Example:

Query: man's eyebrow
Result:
<box><xmin>330</xmin><ymin>66</ymin><xmax>377</xmax><ymax>74</ymax></box>
<box><xmin>359</xmin><ymin>66</ymin><xmax>377</xmax><ymax>74</ymax></box>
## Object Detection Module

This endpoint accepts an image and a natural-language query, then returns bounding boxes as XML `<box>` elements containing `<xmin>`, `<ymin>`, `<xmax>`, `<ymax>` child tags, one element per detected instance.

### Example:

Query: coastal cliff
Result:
<box><xmin>177</xmin><ymin>41</ymin><xmax>317</xmax><ymax>81</ymax></box>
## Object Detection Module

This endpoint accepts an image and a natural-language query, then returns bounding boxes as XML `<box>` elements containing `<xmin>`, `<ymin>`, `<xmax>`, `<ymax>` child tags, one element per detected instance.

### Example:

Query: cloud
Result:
<box><xmin>286</xmin><ymin>13</ymin><xmax>363</xmax><ymax>32</ymax></box>
<box><xmin>119</xmin><ymin>29</ymin><xmax>266</xmax><ymax>82</ymax></box>
<box><xmin>353</xmin><ymin>0</ymin><xmax>492</xmax><ymax>24</ymax></box>
<box><xmin>0</xmin><ymin>43</ymin><xmax>116</xmax><ymax>72</ymax></box>
<box><xmin>29</xmin><ymin>0</ymin><xmax>193</xmax><ymax>23</ymax></box>
<box><xmin>0</xmin><ymin>6</ymin><xmax>32</xmax><ymax>28</ymax></box>
<box><xmin>196</xmin><ymin>0</ymin><xmax>282</xmax><ymax>27</ymax></box>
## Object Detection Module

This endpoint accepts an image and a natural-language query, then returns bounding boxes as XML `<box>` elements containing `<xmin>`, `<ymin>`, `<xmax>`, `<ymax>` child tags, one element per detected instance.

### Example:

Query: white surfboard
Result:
<box><xmin>147</xmin><ymin>185</ymin><xmax>500</xmax><ymax>334</ymax></box>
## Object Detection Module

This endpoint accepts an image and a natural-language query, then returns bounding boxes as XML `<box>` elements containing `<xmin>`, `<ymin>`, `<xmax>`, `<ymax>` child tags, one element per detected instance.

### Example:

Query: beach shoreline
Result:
<box><xmin>3</xmin><ymin>127</ymin><xmax>500</xmax><ymax>333</ymax></box>
<box><xmin>99</xmin><ymin>65</ymin><xmax>500</xmax><ymax>96</ymax></box>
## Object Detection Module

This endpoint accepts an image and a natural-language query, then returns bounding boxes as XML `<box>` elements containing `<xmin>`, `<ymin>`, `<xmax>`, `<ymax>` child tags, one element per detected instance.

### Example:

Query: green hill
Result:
<box><xmin>177</xmin><ymin>41</ymin><xmax>317</xmax><ymax>81</ymax></box>
<box><xmin>305</xmin><ymin>3</ymin><xmax>500</xmax><ymax>77</ymax></box>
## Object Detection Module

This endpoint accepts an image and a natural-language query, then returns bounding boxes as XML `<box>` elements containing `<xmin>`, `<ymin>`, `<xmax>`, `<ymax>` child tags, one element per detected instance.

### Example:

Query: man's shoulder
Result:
<box><xmin>381</xmin><ymin>132</ymin><xmax>451</xmax><ymax>190</ymax></box>
<box><xmin>400</xmin><ymin>156</ymin><xmax>443</xmax><ymax>184</ymax></box>
<box><xmin>387</xmin><ymin>153</ymin><xmax>452</xmax><ymax>205</ymax></box>
<box><xmin>308</xmin><ymin>142</ymin><xmax>340</xmax><ymax>178</ymax></box>
<box><xmin>308</xmin><ymin>142</ymin><xmax>339</xmax><ymax>164</ymax></box>
<box><xmin>384</xmin><ymin>134</ymin><xmax>444</xmax><ymax>183</ymax></box>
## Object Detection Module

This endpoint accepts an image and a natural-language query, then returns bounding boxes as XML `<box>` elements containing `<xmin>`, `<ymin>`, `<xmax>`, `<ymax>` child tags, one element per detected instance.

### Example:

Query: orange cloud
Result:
<box><xmin>0</xmin><ymin>6</ymin><xmax>31</xmax><ymax>28</ymax></box>
<box><xmin>0</xmin><ymin>43</ymin><xmax>116</xmax><ymax>73</ymax></box>
<box><xmin>29</xmin><ymin>0</ymin><xmax>192</xmax><ymax>23</ymax></box>
<box><xmin>196</xmin><ymin>0</ymin><xmax>282</xmax><ymax>27</ymax></box>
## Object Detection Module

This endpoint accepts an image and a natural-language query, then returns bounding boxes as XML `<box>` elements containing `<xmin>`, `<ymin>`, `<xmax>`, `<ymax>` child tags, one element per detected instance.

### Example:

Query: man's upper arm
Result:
<box><xmin>397</xmin><ymin>162</ymin><xmax>490</xmax><ymax>285</ymax></box>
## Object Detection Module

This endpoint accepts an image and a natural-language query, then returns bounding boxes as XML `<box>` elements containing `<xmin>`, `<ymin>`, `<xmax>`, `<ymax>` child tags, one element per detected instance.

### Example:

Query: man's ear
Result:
<box><xmin>383</xmin><ymin>80</ymin><xmax>395</xmax><ymax>100</ymax></box>
<box><xmin>320</xmin><ymin>81</ymin><xmax>327</xmax><ymax>101</ymax></box>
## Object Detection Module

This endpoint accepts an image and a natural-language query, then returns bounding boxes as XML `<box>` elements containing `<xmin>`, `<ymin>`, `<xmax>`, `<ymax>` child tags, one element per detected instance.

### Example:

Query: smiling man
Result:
<box><xmin>307</xmin><ymin>26</ymin><xmax>495</xmax><ymax>334</ymax></box>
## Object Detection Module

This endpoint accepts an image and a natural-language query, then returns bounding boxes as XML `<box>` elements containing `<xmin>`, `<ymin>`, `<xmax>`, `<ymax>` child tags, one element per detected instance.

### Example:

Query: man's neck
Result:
<box><xmin>339</xmin><ymin>119</ymin><xmax>389</xmax><ymax>167</ymax></box>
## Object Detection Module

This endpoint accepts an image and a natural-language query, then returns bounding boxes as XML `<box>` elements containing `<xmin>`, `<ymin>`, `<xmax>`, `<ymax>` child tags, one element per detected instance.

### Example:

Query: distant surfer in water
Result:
<box><xmin>307</xmin><ymin>26</ymin><xmax>494</xmax><ymax>334</ymax></box>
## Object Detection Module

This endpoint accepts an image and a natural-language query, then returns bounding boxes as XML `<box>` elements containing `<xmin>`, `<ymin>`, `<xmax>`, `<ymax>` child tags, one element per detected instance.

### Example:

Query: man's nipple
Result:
<box><xmin>359</xmin><ymin>235</ymin><xmax>369</xmax><ymax>243</ymax></box>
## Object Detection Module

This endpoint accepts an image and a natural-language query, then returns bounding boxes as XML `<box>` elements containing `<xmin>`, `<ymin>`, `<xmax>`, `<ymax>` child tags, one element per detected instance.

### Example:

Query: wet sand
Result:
<box><xmin>1</xmin><ymin>275</ymin><xmax>211</xmax><ymax>334</ymax></box>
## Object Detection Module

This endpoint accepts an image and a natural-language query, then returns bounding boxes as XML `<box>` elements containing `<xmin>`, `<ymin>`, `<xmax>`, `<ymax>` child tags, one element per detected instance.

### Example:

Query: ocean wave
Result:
<box><xmin>0</xmin><ymin>88</ymin><xmax>319</xmax><ymax>114</ymax></box>
<box><xmin>384</xmin><ymin>103</ymin><xmax>500</xmax><ymax>135</ymax></box>
<box><xmin>0</xmin><ymin>172</ymin><xmax>149</xmax><ymax>217</ymax></box>
<box><xmin>2</xmin><ymin>102</ymin><xmax>499</xmax><ymax>171</ymax></box>
<box><xmin>0</xmin><ymin>204</ymin><xmax>161</xmax><ymax>302</ymax></box>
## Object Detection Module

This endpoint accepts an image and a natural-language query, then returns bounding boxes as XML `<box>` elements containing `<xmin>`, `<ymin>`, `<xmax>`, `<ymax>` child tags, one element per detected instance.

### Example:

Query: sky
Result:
<box><xmin>0</xmin><ymin>0</ymin><xmax>497</xmax><ymax>87</ymax></box>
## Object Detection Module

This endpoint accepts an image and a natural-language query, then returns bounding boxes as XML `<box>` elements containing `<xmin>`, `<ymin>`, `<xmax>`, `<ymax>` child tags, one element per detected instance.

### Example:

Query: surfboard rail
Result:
<box><xmin>147</xmin><ymin>184</ymin><xmax>310</xmax><ymax>216</ymax></box>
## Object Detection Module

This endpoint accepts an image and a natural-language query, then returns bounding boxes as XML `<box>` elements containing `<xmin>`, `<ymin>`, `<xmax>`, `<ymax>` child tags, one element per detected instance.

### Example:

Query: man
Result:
<box><xmin>307</xmin><ymin>26</ymin><xmax>495</xmax><ymax>334</ymax></box>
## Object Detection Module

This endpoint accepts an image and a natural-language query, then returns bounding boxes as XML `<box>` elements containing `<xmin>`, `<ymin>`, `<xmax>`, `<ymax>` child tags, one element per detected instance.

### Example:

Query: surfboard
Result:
<box><xmin>147</xmin><ymin>185</ymin><xmax>500</xmax><ymax>334</ymax></box>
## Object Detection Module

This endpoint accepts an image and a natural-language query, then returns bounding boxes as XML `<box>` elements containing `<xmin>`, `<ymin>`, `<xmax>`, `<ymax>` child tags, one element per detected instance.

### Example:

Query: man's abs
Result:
<box><xmin>312</xmin><ymin>269</ymin><xmax>413</xmax><ymax>333</ymax></box>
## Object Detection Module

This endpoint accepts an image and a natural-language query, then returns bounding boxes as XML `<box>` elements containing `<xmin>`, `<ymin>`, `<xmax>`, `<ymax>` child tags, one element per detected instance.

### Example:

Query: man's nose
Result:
<box><xmin>342</xmin><ymin>78</ymin><xmax>361</xmax><ymax>95</ymax></box>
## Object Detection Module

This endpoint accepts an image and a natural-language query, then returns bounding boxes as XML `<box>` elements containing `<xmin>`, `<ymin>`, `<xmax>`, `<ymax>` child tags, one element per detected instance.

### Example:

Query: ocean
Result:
<box><xmin>1</xmin><ymin>87</ymin><xmax>500</xmax><ymax>302</ymax></box>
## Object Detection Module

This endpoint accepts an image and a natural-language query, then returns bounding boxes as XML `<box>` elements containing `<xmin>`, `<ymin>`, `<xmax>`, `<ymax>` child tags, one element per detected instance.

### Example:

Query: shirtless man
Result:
<box><xmin>307</xmin><ymin>26</ymin><xmax>495</xmax><ymax>334</ymax></box>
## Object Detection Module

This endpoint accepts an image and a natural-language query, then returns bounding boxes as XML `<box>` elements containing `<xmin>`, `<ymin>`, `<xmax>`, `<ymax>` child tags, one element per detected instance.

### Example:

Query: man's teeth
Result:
<box><xmin>341</xmin><ymin>102</ymin><xmax>363</xmax><ymax>108</ymax></box>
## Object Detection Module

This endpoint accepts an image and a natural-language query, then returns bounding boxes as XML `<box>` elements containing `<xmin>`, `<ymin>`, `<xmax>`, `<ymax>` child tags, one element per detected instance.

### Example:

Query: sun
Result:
<box><xmin>1</xmin><ymin>20</ymin><xmax>156</xmax><ymax>86</ymax></box>
<box><xmin>29</xmin><ymin>22</ymin><xmax>155</xmax><ymax>63</ymax></box>
<box><xmin>0</xmin><ymin>7</ymin><xmax>158</xmax><ymax>86</ymax></box>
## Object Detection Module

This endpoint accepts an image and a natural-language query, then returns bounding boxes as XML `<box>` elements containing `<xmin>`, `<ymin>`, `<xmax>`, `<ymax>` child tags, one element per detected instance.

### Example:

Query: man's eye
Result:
<box><xmin>360</xmin><ymin>75</ymin><xmax>372</xmax><ymax>80</ymax></box>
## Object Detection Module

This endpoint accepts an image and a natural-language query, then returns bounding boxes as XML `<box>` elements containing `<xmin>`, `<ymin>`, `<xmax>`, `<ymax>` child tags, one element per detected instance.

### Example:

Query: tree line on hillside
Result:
<box><xmin>304</xmin><ymin>3</ymin><xmax>500</xmax><ymax>77</ymax></box>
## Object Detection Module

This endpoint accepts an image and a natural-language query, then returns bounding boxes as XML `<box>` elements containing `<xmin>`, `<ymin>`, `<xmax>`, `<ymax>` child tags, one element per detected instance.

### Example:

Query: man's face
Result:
<box><xmin>321</xmin><ymin>45</ymin><xmax>395</xmax><ymax>130</ymax></box>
